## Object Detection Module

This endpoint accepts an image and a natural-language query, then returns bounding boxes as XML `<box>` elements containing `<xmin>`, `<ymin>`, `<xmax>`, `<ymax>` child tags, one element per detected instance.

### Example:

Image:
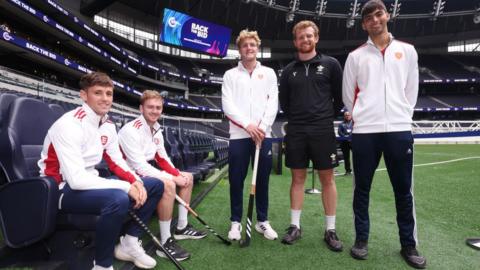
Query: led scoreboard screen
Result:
<box><xmin>160</xmin><ymin>8</ymin><xmax>231</xmax><ymax>58</ymax></box>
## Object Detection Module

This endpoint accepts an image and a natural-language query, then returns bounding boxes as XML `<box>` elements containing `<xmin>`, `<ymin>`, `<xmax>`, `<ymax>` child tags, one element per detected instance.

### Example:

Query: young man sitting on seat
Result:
<box><xmin>118</xmin><ymin>90</ymin><xmax>207</xmax><ymax>262</ymax></box>
<box><xmin>38</xmin><ymin>72</ymin><xmax>164</xmax><ymax>270</ymax></box>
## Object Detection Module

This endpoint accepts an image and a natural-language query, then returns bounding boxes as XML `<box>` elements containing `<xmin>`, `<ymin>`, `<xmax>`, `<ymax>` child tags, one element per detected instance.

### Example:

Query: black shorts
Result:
<box><xmin>284</xmin><ymin>130</ymin><xmax>338</xmax><ymax>170</ymax></box>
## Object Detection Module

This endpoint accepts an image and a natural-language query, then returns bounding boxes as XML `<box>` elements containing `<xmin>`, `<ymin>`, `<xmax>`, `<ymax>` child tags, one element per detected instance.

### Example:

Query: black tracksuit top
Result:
<box><xmin>279</xmin><ymin>53</ymin><xmax>343</xmax><ymax>132</ymax></box>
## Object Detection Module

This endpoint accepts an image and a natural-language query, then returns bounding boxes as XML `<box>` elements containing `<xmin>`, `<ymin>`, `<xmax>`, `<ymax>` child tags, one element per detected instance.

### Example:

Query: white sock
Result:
<box><xmin>291</xmin><ymin>209</ymin><xmax>302</xmax><ymax>228</ymax></box>
<box><xmin>325</xmin><ymin>215</ymin><xmax>336</xmax><ymax>231</ymax></box>
<box><xmin>177</xmin><ymin>205</ymin><xmax>188</xmax><ymax>230</ymax></box>
<box><xmin>123</xmin><ymin>234</ymin><xmax>138</xmax><ymax>246</ymax></box>
<box><xmin>92</xmin><ymin>263</ymin><xmax>113</xmax><ymax>270</ymax></box>
<box><xmin>159</xmin><ymin>220</ymin><xmax>172</xmax><ymax>244</ymax></box>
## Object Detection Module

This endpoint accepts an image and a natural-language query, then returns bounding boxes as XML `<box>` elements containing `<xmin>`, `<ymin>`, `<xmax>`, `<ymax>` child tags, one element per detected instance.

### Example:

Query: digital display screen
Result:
<box><xmin>160</xmin><ymin>8</ymin><xmax>231</xmax><ymax>57</ymax></box>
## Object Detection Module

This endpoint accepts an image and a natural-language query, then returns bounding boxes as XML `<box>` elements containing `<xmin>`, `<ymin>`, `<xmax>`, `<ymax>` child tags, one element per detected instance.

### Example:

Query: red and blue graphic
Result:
<box><xmin>160</xmin><ymin>8</ymin><xmax>231</xmax><ymax>57</ymax></box>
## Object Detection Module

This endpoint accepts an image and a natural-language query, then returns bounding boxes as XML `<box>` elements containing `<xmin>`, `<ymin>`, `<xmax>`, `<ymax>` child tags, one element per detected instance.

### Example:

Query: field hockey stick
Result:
<box><xmin>128</xmin><ymin>211</ymin><xmax>185</xmax><ymax>270</ymax></box>
<box><xmin>239</xmin><ymin>143</ymin><xmax>261</xmax><ymax>248</ymax></box>
<box><xmin>175</xmin><ymin>195</ymin><xmax>232</xmax><ymax>246</ymax></box>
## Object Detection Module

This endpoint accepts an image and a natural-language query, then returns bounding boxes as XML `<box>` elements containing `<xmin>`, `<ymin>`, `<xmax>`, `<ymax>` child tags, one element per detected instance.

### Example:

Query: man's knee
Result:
<box><xmin>104</xmin><ymin>190</ymin><xmax>130</xmax><ymax>216</ymax></box>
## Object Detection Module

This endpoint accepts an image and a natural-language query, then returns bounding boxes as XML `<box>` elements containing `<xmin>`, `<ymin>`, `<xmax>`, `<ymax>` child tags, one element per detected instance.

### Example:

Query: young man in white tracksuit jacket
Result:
<box><xmin>38</xmin><ymin>72</ymin><xmax>163</xmax><ymax>270</ymax></box>
<box><xmin>118</xmin><ymin>90</ymin><xmax>207</xmax><ymax>262</ymax></box>
<box><xmin>222</xmin><ymin>30</ymin><xmax>279</xmax><ymax>241</ymax></box>
<box><xmin>342</xmin><ymin>1</ymin><xmax>426</xmax><ymax>269</ymax></box>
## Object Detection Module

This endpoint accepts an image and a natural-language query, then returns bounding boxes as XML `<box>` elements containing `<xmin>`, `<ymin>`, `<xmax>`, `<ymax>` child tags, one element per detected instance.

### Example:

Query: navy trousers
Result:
<box><xmin>352</xmin><ymin>131</ymin><xmax>417</xmax><ymax>247</ymax></box>
<box><xmin>59</xmin><ymin>177</ymin><xmax>163</xmax><ymax>267</ymax></box>
<box><xmin>228</xmin><ymin>138</ymin><xmax>273</xmax><ymax>222</ymax></box>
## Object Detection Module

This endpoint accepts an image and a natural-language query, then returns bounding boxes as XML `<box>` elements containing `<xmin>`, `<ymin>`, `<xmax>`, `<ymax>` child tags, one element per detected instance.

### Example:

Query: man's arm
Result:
<box><xmin>258</xmin><ymin>69</ymin><xmax>279</xmax><ymax>133</ymax></box>
<box><xmin>221</xmin><ymin>71</ymin><xmax>249</xmax><ymax>128</ymax></box>
<box><xmin>102</xmin><ymin>124</ymin><xmax>141</xmax><ymax>184</ymax></box>
<box><xmin>278</xmin><ymin>66</ymin><xmax>290</xmax><ymax>116</ymax></box>
<box><xmin>331</xmin><ymin>58</ymin><xmax>344</xmax><ymax>115</ymax></box>
<box><xmin>342</xmin><ymin>54</ymin><xmax>357</xmax><ymax>113</ymax></box>
<box><xmin>50</xmin><ymin>122</ymin><xmax>130</xmax><ymax>192</ymax></box>
<box><xmin>405</xmin><ymin>46</ymin><xmax>419</xmax><ymax>109</ymax></box>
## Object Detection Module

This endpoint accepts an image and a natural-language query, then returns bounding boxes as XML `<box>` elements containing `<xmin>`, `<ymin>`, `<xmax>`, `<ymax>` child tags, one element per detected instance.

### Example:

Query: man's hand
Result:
<box><xmin>172</xmin><ymin>172</ymin><xmax>193</xmax><ymax>188</ymax></box>
<box><xmin>246</xmin><ymin>123</ymin><xmax>265</xmax><ymax>145</ymax></box>
<box><xmin>128</xmin><ymin>181</ymin><xmax>147</xmax><ymax>209</ymax></box>
<box><xmin>132</xmin><ymin>181</ymin><xmax>147</xmax><ymax>205</ymax></box>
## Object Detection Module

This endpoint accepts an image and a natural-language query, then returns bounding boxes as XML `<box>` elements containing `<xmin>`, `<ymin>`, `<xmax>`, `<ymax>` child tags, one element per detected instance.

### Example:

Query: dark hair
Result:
<box><xmin>361</xmin><ymin>0</ymin><xmax>387</xmax><ymax>21</ymax></box>
<box><xmin>79</xmin><ymin>72</ymin><xmax>113</xmax><ymax>90</ymax></box>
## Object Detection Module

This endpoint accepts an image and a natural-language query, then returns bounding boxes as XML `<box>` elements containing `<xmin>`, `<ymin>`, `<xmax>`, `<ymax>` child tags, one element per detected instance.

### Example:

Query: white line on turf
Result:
<box><xmin>376</xmin><ymin>156</ymin><xmax>480</xmax><ymax>171</ymax></box>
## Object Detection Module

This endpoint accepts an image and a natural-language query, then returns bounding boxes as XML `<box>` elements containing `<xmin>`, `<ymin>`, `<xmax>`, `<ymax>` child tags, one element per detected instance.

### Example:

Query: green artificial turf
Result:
<box><xmin>151</xmin><ymin>144</ymin><xmax>480</xmax><ymax>270</ymax></box>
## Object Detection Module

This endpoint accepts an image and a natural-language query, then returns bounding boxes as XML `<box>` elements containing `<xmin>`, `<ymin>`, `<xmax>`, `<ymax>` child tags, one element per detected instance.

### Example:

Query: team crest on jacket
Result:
<box><xmin>154</xmin><ymin>138</ymin><xmax>160</xmax><ymax>145</ymax></box>
<box><xmin>316</xmin><ymin>65</ymin><xmax>324</xmax><ymax>74</ymax></box>
<box><xmin>101</xmin><ymin>135</ymin><xmax>108</xmax><ymax>145</ymax></box>
<box><xmin>257</xmin><ymin>74</ymin><xmax>264</xmax><ymax>80</ymax></box>
<box><xmin>395</xmin><ymin>52</ymin><xmax>403</xmax><ymax>59</ymax></box>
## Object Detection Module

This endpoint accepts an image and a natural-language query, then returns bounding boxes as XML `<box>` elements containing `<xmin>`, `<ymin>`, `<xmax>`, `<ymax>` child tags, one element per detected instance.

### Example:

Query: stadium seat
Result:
<box><xmin>48</xmin><ymin>103</ymin><xmax>65</xmax><ymax>120</ymax></box>
<box><xmin>0</xmin><ymin>97</ymin><xmax>99</xmax><ymax>269</ymax></box>
<box><xmin>0</xmin><ymin>93</ymin><xmax>17</xmax><ymax>130</ymax></box>
<box><xmin>0</xmin><ymin>97</ymin><xmax>58</xmax><ymax>248</ymax></box>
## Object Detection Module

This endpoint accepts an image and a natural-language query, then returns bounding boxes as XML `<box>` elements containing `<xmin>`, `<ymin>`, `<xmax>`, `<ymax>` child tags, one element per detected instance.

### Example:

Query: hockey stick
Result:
<box><xmin>239</xmin><ymin>144</ymin><xmax>261</xmax><ymax>247</ymax></box>
<box><xmin>128</xmin><ymin>211</ymin><xmax>185</xmax><ymax>270</ymax></box>
<box><xmin>175</xmin><ymin>195</ymin><xmax>231</xmax><ymax>246</ymax></box>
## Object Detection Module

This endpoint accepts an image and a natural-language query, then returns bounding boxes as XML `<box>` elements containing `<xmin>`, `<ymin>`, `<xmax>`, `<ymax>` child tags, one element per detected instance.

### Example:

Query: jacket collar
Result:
<box><xmin>237</xmin><ymin>60</ymin><xmax>261</xmax><ymax>72</ymax></box>
<box><xmin>138</xmin><ymin>114</ymin><xmax>161</xmax><ymax>135</ymax></box>
<box><xmin>367</xmin><ymin>33</ymin><xmax>394</xmax><ymax>48</ymax></box>
<box><xmin>82</xmin><ymin>103</ymin><xmax>109</xmax><ymax>127</ymax></box>
<box><xmin>293</xmin><ymin>52</ymin><xmax>323</xmax><ymax>65</ymax></box>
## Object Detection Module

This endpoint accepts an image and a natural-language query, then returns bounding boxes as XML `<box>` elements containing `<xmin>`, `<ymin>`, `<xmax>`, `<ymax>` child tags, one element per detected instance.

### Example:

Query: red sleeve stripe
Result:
<box><xmin>44</xmin><ymin>144</ymin><xmax>62</xmax><ymax>185</ymax></box>
<box><xmin>133</xmin><ymin>120</ymin><xmax>143</xmax><ymax>129</ymax></box>
<box><xmin>226</xmin><ymin>116</ymin><xmax>244</xmax><ymax>129</ymax></box>
<box><xmin>352</xmin><ymin>85</ymin><xmax>360</xmax><ymax>127</ymax></box>
<box><xmin>154</xmin><ymin>153</ymin><xmax>180</xmax><ymax>176</ymax></box>
<box><xmin>102</xmin><ymin>151</ymin><xmax>137</xmax><ymax>184</ymax></box>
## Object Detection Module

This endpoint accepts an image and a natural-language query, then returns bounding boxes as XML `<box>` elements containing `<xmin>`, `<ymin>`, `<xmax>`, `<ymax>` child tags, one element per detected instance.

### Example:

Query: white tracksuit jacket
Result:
<box><xmin>342</xmin><ymin>34</ymin><xmax>419</xmax><ymax>134</ymax></box>
<box><xmin>118</xmin><ymin>115</ymin><xmax>179</xmax><ymax>182</ymax></box>
<box><xmin>38</xmin><ymin>103</ymin><xmax>138</xmax><ymax>192</ymax></box>
<box><xmin>222</xmin><ymin>61</ymin><xmax>279</xmax><ymax>139</ymax></box>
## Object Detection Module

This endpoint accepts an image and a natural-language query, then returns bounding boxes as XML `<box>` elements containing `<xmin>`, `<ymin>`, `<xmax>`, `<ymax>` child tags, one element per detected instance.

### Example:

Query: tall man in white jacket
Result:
<box><xmin>118</xmin><ymin>90</ymin><xmax>206</xmax><ymax>262</ymax></box>
<box><xmin>342</xmin><ymin>1</ymin><xmax>426</xmax><ymax>268</ymax></box>
<box><xmin>38</xmin><ymin>72</ymin><xmax>163</xmax><ymax>270</ymax></box>
<box><xmin>222</xmin><ymin>30</ymin><xmax>279</xmax><ymax>241</ymax></box>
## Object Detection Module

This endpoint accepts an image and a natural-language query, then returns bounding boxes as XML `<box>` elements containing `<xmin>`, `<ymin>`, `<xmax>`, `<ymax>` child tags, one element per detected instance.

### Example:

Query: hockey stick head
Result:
<box><xmin>239</xmin><ymin>238</ymin><xmax>250</xmax><ymax>247</ymax></box>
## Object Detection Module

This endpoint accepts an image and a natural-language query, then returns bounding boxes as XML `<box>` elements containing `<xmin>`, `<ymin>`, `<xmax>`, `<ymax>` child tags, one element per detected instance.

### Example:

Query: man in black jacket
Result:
<box><xmin>338</xmin><ymin>111</ymin><xmax>353</xmax><ymax>175</ymax></box>
<box><xmin>279</xmin><ymin>20</ymin><xmax>343</xmax><ymax>251</ymax></box>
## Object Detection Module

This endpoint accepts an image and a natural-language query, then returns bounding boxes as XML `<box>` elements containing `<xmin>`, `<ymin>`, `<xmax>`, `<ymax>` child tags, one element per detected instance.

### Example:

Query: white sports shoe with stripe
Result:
<box><xmin>173</xmin><ymin>224</ymin><xmax>207</xmax><ymax>240</ymax></box>
<box><xmin>255</xmin><ymin>221</ymin><xmax>278</xmax><ymax>240</ymax></box>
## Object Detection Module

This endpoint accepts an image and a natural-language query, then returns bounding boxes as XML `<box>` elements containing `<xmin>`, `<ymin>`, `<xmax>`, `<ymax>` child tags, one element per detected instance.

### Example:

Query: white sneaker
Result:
<box><xmin>114</xmin><ymin>236</ymin><xmax>157</xmax><ymax>269</ymax></box>
<box><xmin>228</xmin><ymin>222</ymin><xmax>242</xmax><ymax>241</ymax></box>
<box><xmin>255</xmin><ymin>221</ymin><xmax>278</xmax><ymax>240</ymax></box>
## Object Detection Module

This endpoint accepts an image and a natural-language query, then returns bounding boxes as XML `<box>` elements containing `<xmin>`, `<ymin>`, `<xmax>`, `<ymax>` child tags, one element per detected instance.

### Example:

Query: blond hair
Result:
<box><xmin>140</xmin><ymin>90</ymin><xmax>163</xmax><ymax>105</ymax></box>
<box><xmin>235</xmin><ymin>29</ymin><xmax>261</xmax><ymax>48</ymax></box>
<box><xmin>292</xmin><ymin>20</ymin><xmax>319</xmax><ymax>39</ymax></box>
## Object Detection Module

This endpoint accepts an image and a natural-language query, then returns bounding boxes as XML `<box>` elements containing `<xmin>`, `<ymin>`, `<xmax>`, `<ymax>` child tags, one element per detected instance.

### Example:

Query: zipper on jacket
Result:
<box><xmin>304</xmin><ymin>63</ymin><xmax>310</xmax><ymax>77</ymax></box>
<box><xmin>382</xmin><ymin>49</ymin><xmax>388</xmax><ymax>131</ymax></box>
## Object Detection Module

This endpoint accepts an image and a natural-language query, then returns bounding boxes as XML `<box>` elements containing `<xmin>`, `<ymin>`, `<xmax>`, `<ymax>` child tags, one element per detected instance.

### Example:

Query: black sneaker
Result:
<box><xmin>350</xmin><ymin>240</ymin><xmax>368</xmax><ymax>260</ymax></box>
<box><xmin>281</xmin><ymin>225</ymin><xmax>302</xmax><ymax>245</ymax></box>
<box><xmin>400</xmin><ymin>246</ymin><xmax>427</xmax><ymax>269</ymax></box>
<box><xmin>174</xmin><ymin>224</ymin><xmax>207</xmax><ymax>240</ymax></box>
<box><xmin>156</xmin><ymin>237</ymin><xmax>190</xmax><ymax>261</ymax></box>
<box><xmin>324</xmin><ymin>230</ymin><xmax>343</xmax><ymax>252</ymax></box>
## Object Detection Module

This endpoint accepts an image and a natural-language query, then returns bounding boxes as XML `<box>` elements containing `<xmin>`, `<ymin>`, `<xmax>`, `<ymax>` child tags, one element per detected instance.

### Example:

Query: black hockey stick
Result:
<box><xmin>128</xmin><ymin>211</ymin><xmax>185</xmax><ymax>270</ymax></box>
<box><xmin>175</xmin><ymin>195</ymin><xmax>231</xmax><ymax>246</ymax></box>
<box><xmin>239</xmin><ymin>144</ymin><xmax>261</xmax><ymax>248</ymax></box>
